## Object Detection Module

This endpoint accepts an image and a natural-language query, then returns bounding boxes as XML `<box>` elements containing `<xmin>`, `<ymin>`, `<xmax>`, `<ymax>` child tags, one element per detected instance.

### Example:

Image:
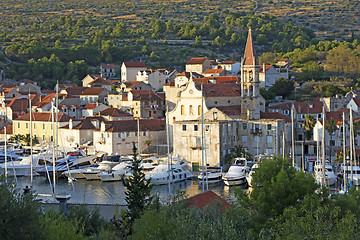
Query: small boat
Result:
<box><xmin>198</xmin><ymin>167</ymin><xmax>223</xmax><ymax>184</ymax></box>
<box><xmin>145</xmin><ymin>163</ymin><xmax>193</xmax><ymax>185</ymax></box>
<box><xmin>314</xmin><ymin>162</ymin><xmax>337</xmax><ymax>186</ymax></box>
<box><xmin>246</xmin><ymin>163</ymin><xmax>259</xmax><ymax>187</ymax></box>
<box><xmin>223</xmin><ymin>157</ymin><xmax>249</xmax><ymax>186</ymax></box>
<box><xmin>99</xmin><ymin>161</ymin><xmax>133</xmax><ymax>182</ymax></box>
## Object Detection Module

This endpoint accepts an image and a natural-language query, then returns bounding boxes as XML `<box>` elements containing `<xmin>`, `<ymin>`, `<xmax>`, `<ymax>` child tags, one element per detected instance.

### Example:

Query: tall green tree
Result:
<box><xmin>121</xmin><ymin>142</ymin><xmax>153</xmax><ymax>235</ymax></box>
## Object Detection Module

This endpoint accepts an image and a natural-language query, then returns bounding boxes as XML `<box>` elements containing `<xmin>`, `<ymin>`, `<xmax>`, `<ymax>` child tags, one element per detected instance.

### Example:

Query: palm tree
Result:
<box><xmin>325</xmin><ymin>119</ymin><xmax>337</xmax><ymax>160</ymax></box>
<box><xmin>144</xmin><ymin>140</ymin><xmax>152</xmax><ymax>154</ymax></box>
<box><xmin>303</xmin><ymin>114</ymin><xmax>316</xmax><ymax>140</ymax></box>
<box><xmin>225</xmin><ymin>145</ymin><xmax>253</xmax><ymax>166</ymax></box>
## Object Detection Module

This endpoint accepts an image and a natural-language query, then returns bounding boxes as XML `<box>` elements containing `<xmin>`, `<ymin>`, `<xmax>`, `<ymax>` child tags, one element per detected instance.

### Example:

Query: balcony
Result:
<box><xmin>250</xmin><ymin>128</ymin><xmax>262</xmax><ymax>135</ymax></box>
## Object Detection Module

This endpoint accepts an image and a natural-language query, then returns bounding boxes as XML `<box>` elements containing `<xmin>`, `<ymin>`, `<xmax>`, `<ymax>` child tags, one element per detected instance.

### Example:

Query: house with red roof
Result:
<box><xmin>100</xmin><ymin>64</ymin><xmax>116</xmax><ymax>78</ymax></box>
<box><xmin>136</xmin><ymin>69</ymin><xmax>166</xmax><ymax>91</ymax></box>
<box><xmin>259</xmin><ymin>64</ymin><xmax>289</xmax><ymax>89</ymax></box>
<box><xmin>59</xmin><ymin>116</ymin><xmax>106</xmax><ymax>149</ymax></box>
<box><xmin>13</xmin><ymin>112</ymin><xmax>72</xmax><ymax>143</ymax></box>
<box><xmin>93</xmin><ymin>119</ymin><xmax>166</xmax><ymax>155</ymax></box>
<box><xmin>82</xmin><ymin>103</ymin><xmax>110</xmax><ymax>117</ymax></box>
<box><xmin>121</xmin><ymin>62</ymin><xmax>147</xmax><ymax>82</ymax></box>
<box><xmin>0</xmin><ymin>88</ymin><xmax>20</xmax><ymax>104</ymax></box>
<box><xmin>96</xmin><ymin>107</ymin><xmax>133</xmax><ymax>121</ymax></box>
<box><xmin>203</xmin><ymin>68</ymin><xmax>225</xmax><ymax>77</ymax></box>
<box><xmin>185</xmin><ymin>57</ymin><xmax>212</xmax><ymax>74</ymax></box>
<box><xmin>120</xmin><ymin>90</ymin><xmax>165</xmax><ymax>119</ymax></box>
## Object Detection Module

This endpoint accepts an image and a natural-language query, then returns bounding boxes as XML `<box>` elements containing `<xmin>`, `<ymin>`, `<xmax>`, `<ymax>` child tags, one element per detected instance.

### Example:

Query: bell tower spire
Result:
<box><xmin>241</xmin><ymin>28</ymin><xmax>260</xmax><ymax>120</ymax></box>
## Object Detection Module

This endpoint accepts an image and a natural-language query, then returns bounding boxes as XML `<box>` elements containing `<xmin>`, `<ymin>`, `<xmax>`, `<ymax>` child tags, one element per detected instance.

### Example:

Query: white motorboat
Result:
<box><xmin>82</xmin><ymin>160</ymin><xmax>119</xmax><ymax>180</ymax></box>
<box><xmin>0</xmin><ymin>150</ymin><xmax>64</xmax><ymax>177</ymax></box>
<box><xmin>99</xmin><ymin>161</ymin><xmax>133</xmax><ymax>182</ymax></box>
<box><xmin>246</xmin><ymin>163</ymin><xmax>259</xmax><ymax>187</ymax></box>
<box><xmin>141</xmin><ymin>157</ymin><xmax>163</xmax><ymax>172</ymax></box>
<box><xmin>314</xmin><ymin>162</ymin><xmax>337</xmax><ymax>186</ymax></box>
<box><xmin>341</xmin><ymin>165</ymin><xmax>360</xmax><ymax>186</ymax></box>
<box><xmin>223</xmin><ymin>157</ymin><xmax>249</xmax><ymax>186</ymax></box>
<box><xmin>198</xmin><ymin>167</ymin><xmax>223</xmax><ymax>184</ymax></box>
<box><xmin>145</xmin><ymin>163</ymin><xmax>193</xmax><ymax>185</ymax></box>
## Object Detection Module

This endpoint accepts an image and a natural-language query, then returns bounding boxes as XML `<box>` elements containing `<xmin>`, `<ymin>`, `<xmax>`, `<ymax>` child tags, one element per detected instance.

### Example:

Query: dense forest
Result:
<box><xmin>0</xmin><ymin>0</ymin><xmax>359</xmax><ymax>92</ymax></box>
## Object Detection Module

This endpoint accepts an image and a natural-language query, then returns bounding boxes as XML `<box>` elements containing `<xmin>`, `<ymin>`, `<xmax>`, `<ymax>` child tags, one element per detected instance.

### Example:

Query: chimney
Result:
<box><xmin>100</xmin><ymin>121</ymin><xmax>106</xmax><ymax>131</ymax></box>
<box><xmin>69</xmin><ymin>119</ymin><xmax>73</xmax><ymax>129</ymax></box>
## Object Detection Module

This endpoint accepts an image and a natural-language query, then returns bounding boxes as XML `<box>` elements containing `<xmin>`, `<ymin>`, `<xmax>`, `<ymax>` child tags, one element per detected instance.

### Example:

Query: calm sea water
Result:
<box><xmin>14</xmin><ymin>176</ymin><xmax>243</xmax><ymax>205</ymax></box>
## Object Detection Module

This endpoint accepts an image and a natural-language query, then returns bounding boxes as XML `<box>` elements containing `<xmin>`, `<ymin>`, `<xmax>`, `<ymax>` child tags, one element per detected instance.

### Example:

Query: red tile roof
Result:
<box><xmin>101</xmin><ymin>64</ymin><xmax>115</xmax><ymax>69</ymax></box>
<box><xmin>215</xmin><ymin>105</ymin><xmax>242</xmax><ymax>116</ymax></box>
<box><xmin>185</xmin><ymin>190</ymin><xmax>232</xmax><ymax>213</ymax></box>
<box><xmin>278</xmin><ymin>58</ymin><xmax>289</xmax><ymax>62</ymax></box>
<box><xmin>62</xmin><ymin>87</ymin><xmax>87</xmax><ymax>95</ymax></box>
<box><xmin>243</xmin><ymin>29</ymin><xmax>257</xmax><ymax>66</ymax></box>
<box><xmin>102</xmin><ymin>119</ymin><xmax>165</xmax><ymax>132</ymax></box>
<box><xmin>186</xmin><ymin>57</ymin><xmax>208</xmax><ymax>65</ymax></box>
<box><xmin>260</xmin><ymin>112</ymin><xmax>291</xmax><ymax>123</ymax></box>
<box><xmin>195</xmin><ymin>76</ymin><xmax>239</xmax><ymax>84</ymax></box>
<box><xmin>163</xmin><ymin>81</ymin><xmax>175</xmax><ymax>87</ymax></box>
<box><xmin>0</xmin><ymin>84</ymin><xmax>18</xmax><ymax>88</ymax></box>
<box><xmin>131</xmin><ymin>90</ymin><xmax>165</xmax><ymax>101</ymax></box>
<box><xmin>259</xmin><ymin>65</ymin><xmax>273</xmax><ymax>73</ymax></box>
<box><xmin>14</xmin><ymin>112</ymin><xmax>72</xmax><ymax>122</ymax></box>
<box><xmin>200</xmin><ymin>83</ymin><xmax>241</xmax><ymax>97</ymax></box>
<box><xmin>6</xmin><ymin>96</ymin><xmax>27</xmax><ymax>111</ymax></box>
<box><xmin>97</xmin><ymin>108</ymin><xmax>132</xmax><ymax>117</ymax></box>
<box><xmin>123</xmin><ymin>81</ymin><xmax>144</xmax><ymax>89</ymax></box>
<box><xmin>80</xmin><ymin>87</ymin><xmax>106</xmax><ymax>95</ymax></box>
<box><xmin>89</xmin><ymin>77</ymin><xmax>112</xmax><ymax>86</ymax></box>
<box><xmin>83</xmin><ymin>103</ymin><xmax>99</xmax><ymax>109</ymax></box>
<box><xmin>58</xmin><ymin>83</ymin><xmax>77</xmax><ymax>89</ymax></box>
<box><xmin>0</xmin><ymin>125</ymin><xmax>13</xmax><ymax>135</ymax></box>
<box><xmin>204</xmin><ymin>69</ymin><xmax>224</xmax><ymax>74</ymax></box>
<box><xmin>123</xmin><ymin>62</ymin><xmax>146</xmax><ymax>68</ymax></box>
<box><xmin>220</xmin><ymin>61</ymin><xmax>238</xmax><ymax>64</ymax></box>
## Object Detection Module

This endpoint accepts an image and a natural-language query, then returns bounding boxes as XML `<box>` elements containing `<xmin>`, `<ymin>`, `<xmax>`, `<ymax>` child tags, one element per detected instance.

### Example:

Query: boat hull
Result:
<box><xmin>223</xmin><ymin>176</ymin><xmax>246</xmax><ymax>186</ymax></box>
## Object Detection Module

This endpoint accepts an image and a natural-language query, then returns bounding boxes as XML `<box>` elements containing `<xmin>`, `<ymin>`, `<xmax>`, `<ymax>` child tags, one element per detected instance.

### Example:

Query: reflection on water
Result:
<box><xmin>15</xmin><ymin>177</ymin><xmax>243</xmax><ymax>204</ymax></box>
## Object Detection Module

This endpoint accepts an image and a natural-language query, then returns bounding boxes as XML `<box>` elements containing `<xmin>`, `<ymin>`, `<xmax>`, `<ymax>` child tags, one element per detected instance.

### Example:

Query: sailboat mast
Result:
<box><xmin>350</xmin><ymin>106</ymin><xmax>354</xmax><ymax>183</ymax></box>
<box><xmin>52</xmin><ymin>101</ymin><xmax>56</xmax><ymax>197</ymax></box>
<box><xmin>282</xmin><ymin>131</ymin><xmax>285</xmax><ymax>159</ymax></box>
<box><xmin>29</xmin><ymin>92</ymin><xmax>33</xmax><ymax>188</ymax></box>
<box><xmin>343</xmin><ymin>112</ymin><xmax>346</xmax><ymax>191</ymax></box>
<box><xmin>55</xmin><ymin>82</ymin><xmax>59</xmax><ymax>169</ymax></box>
<box><xmin>4</xmin><ymin>126</ymin><xmax>7</xmax><ymax>178</ymax></box>
<box><xmin>201</xmin><ymin>84</ymin><xmax>205</xmax><ymax>192</ymax></box>
<box><xmin>291</xmin><ymin>105</ymin><xmax>295</xmax><ymax>167</ymax></box>
<box><xmin>321</xmin><ymin>107</ymin><xmax>325</xmax><ymax>186</ymax></box>
<box><xmin>165</xmin><ymin>100</ymin><xmax>171</xmax><ymax>198</ymax></box>
<box><xmin>137</xmin><ymin>117</ymin><xmax>141</xmax><ymax>157</ymax></box>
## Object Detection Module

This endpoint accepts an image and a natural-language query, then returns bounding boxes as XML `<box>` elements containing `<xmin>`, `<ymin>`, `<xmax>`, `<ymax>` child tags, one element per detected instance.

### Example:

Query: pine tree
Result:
<box><xmin>121</xmin><ymin>142</ymin><xmax>152</xmax><ymax>233</ymax></box>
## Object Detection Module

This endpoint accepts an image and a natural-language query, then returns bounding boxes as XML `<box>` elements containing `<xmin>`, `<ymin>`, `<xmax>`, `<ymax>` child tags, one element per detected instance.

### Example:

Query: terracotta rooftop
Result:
<box><xmin>163</xmin><ymin>81</ymin><xmax>175</xmax><ymax>87</ymax></box>
<box><xmin>80</xmin><ymin>87</ymin><xmax>106</xmax><ymax>95</ymax></box>
<box><xmin>6</xmin><ymin>96</ymin><xmax>28</xmax><ymax>111</ymax></box>
<box><xmin>278</xmin><ymin>58</ymin><xmax>289</xmax><ymax>62</ymax></box>
<box><xmin>131</xmin><ymin>90</ymin><xmax>165</xmax><ymax>101</ymax></box>
<box><xmin>101</xmin><ymin>119</ymin><xmax>165</xmax><ymax>132</ymax></box>
<box><xmin>185</xmin><ymin>190</ymin><xmax>232</xmax><ymax>213</ymax></box>
<box><xmin>89</xmin><ymin>77</ymin><xmax>112</xmax><ymax>86</ymax></box>
<box><xmin>198</xmin><ymin>83</ymin><xmax>241</xmax><ymax>97</ymax></box>
<box><xmin>259</xmin><ymin>65</ymin><xmax>273</xmax><ymax>73</ymax></box>
<box><xmin>83</xmin><ymin>103</ymin><xmax>100</xmax><ymax>109</ymax></box>
<box><xmin>14</xmin><ymin>112</ymin><xmax>72</xmax><ymax>122</ymax></box>
<box><xmin>186</xmin><ymin>57</ymin><xmax>208</xmax><ymax>65</ymax></box>
<box><xmin>62</xmin><ymin>87</ymin><xmax>87</xmax><ymax>95</ymax></box>
<box><xmin>243</xmin><ymin>29</ymin><xmax>258</xmax><ymax>66</ymax></box>
<box><xmin>195</xmin><ymin>76</ymin><xmax>239</xmax><ymax>84</ymax></box>
<box><xmin>57</xmin><ymin>83</ymin><xmax>77</xmax><ymax>89</ymax></box>
<box><xmin>61</xmin><ymin>117</ymin><xmax>106</xmax><ymax>130</ymax></box>
<box><xmin>97</xmin><ymin>108</ymin><xmax>132</xmax><ymax>117</ymax></box>
<box><xmin>101</xmin><ymin>64</ymin><xmax>115</xmax><ymax>69</ymax></box>
<box><xmin>0</xmin><ymin>84</ymin><xmax>18</xmax><ymax>88</ymax></box>
<box><xmin>0</xmin><ymin>125</ymin><xmax>13</xmax><ymax>135</ymax></box>
<box><xmin>123</xmin><ymin>62</ymin><xmax>146</xmax><ymax>68</ymax></box>
<box><xmin>204</xmin><ymin>69</ymin><xmax>224</xmax><ymax>74</ymax></box>
<box><xmin>260</xmin><ymin>112</ymin><xmax>291</xmax><ymax>123</ymax></box>
<box><xmin>215</xmin><ymin>105</ymin><xmax>242</xmax><ymax>116</ymax></box>
<box><xmin>123</xmin><ymin>81</ymin><xmax>143</xmax><ymax>89</ymax></box>
<box><xmin>220</xmin><ymin>61</ymin><xmax>239</xmax><ymax>64</ymax></box>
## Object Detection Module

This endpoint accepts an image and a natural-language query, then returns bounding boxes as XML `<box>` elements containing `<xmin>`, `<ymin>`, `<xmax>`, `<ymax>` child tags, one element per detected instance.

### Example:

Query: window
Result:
<box><xmin>143</xmin><ymin>131</ymin><xmax>147</xmax><ymax>136</ymax></box>
<box><xmin>117</xmin><ymin>133</ymin><xmax>121</xmax><ymax>138</ymax></box>
<box><xmin>42</xmin><ymin>135</ymin><xmax>45</xmax><ymax>141</ymax></box>
<box><xmin>214</xmin><ymin>101</ymin><xmax>218</xmax><ymax>104</ymax></box>
<box><xmin>43</xmin><ymin>124</ymin><xmax>45</xmax><ymax>130</ymax></box>
<box><xmin>194</xmin><ymin>125</ymin><xmax>198</xmax><ymax>131</ymax></box>
<box><xmin>267</xmin><ymin>124</ymin><xmax>272</xmax><ymax>130</ymax></box>
<box><xmin>189</xmin><ymin>105</ymin><xmax>193</xmax><ymax>115</ymax></box>
<box><xmin>18</xmin><ymin>122</ymin><xmax>20</xmax><ymax>129</ymax></box>
<box><xmin>213</xmin><ymin>112</ymin><xmax>217</xmax><ymax>120</ymax></box>
<box><xmin>126</xmin><ymin>132</ymin><xmax>129</xmax><ymax>137</ymax></box>
<box><xmin>117</xmin><ymin>143</ymin><xmax>121</xmax><ymax>150</ymax></box>
<box><xmin>205</xmin><ymin>125</ymin><xmax>210</xmax><ymax>131</ymax></box>
<box><xmin>243</xmin><ymin>123</ymin><xmax>247</xmax><ymax>129</ymax></box>
<box><xmin>182</xmin><ymin>125</ymin><xmax>187</xmax><ymax>131</ymax></box>
<box><xmin>181</xmin><ymin>105</ymin><xmax>185</xmax><ymax>115</ymax></box>
<box><xmin>25</xmin><ymin>123</ymin><xmax>28</xmax><ymax>129</ymax></box>
<box><xmin>198</xmin><ymin>105</ymin><xmax>201</xmax><ymax>115</ymax></box>
<box><xmin>72</xmin><ymin>108</ymin><xmax>75</xmax><ymax>112</ymax></box>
